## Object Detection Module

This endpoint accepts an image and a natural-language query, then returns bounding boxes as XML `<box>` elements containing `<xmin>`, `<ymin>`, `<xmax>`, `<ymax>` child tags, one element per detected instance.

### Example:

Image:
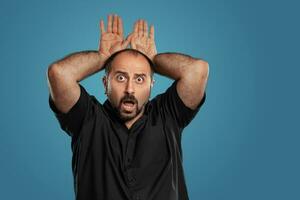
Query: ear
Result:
<box><xmin>150</xmin><ymin>79</ymin><xmax>155</xmax><ymax>88</ymax></box>
<box><xmin>102</xmin><ymin>76</ymin><xmax>108</xmax><ymax>94</ymax></box>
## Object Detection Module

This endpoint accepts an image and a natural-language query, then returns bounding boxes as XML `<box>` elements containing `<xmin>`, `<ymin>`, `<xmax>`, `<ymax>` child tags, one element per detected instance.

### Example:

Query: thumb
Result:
<box><xmin>126</xmin><ymin>33</ymin><xmax>134</xmax><ymax>43</ymax></box>
<box><xmin>122</xmin><ymin>34</ymin><xmax>133</xmax><ymax>48</ymax></box>
<box><xmin>121</xmin><ymin>38</ymin><xmax>131</xmax><ymax>49</ymax></box>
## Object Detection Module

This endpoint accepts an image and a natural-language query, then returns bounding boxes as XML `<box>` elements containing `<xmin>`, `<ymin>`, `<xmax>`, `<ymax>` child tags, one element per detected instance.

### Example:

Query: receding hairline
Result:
<box><xmin>104</xmin><ymin>49</ymin><xmax>154</xmax><ymax>76</ymax></box>
<box><xmin>111</xmin><ymin>50</ymin><xmax>151</xmax><ymax>66</ymax></box>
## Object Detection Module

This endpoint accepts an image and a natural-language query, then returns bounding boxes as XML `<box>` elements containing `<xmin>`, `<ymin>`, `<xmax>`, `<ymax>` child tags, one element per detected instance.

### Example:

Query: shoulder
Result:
<box><xmin>149</xmin><ymin>80</ymin><xmax>206</xmax><ymax>128</ymax></box>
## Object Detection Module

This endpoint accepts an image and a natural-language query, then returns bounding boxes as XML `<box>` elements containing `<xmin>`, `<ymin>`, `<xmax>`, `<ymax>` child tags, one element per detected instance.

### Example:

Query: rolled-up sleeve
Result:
<box><xmin>158</xmin><ymin>80</ymin><xmax>206</xmax><ymax>129</ymax></box>
<box><xmin>48</xmin><ymin>84</ymin><xmax>90</xmax><ymax>138</ymax></box>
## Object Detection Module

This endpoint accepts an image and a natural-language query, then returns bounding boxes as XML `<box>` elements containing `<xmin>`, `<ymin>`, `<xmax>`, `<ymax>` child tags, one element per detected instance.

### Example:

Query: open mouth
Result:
<box><xmin>123</xmin><ymin>100</ymin><xmax>135</xmax><ymax>106</ymax></box>
<box><xmin>121</xmin><ymin>100</ymin><xmax>136</xmax><ymax>111</ymax></box>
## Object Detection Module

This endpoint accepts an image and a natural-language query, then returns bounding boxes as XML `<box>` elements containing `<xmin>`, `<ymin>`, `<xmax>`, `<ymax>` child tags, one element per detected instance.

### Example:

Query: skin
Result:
<box><xmin>47</xmin><ymin>14</ymin><xmax>132</xmax><ymax>114</ymax></box>
<box><xmin>103</xmin><ymin>51</ymin><xmax>154</xmax><ymax>128</ymax></box>
<box><xmin>99</xmin><ymin>14</ymin><xmax>132</xmax><ymax>58</ymax></box>
<box><xmin>129</xmin><ymin>19</ymin><xmax>157</xmax><ymax>61</ymax></box>
<box><xmin>128</xmin><ymin>18</ymin><xmax>209</xmax><ymax>110</ymax></box>
<box><xmin>99</xmin><ymin>15</ymin><xmax>156</xmax><ymax>129</ymax></box>
<box><xmin>47</xmin><ymin>14</ymin><xmax>209</xmax><ymax>130</ymax></box>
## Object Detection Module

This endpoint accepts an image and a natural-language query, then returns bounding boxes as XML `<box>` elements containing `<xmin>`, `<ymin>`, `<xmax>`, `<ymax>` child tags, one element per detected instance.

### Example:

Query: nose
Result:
<box><xmin>125</xmin><ymin>79</ymin><xmax>135</xmax><ymax>94</ymax></box>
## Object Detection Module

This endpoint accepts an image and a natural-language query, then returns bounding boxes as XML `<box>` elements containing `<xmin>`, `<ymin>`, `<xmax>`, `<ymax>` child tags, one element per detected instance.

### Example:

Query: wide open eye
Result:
<box><xmin>116</xmin><ymin>74</ymin><xmax>126</xmax><ymax>82</ymax></box>
<box><xmin>135</xmin><ymin>76</ymin><xmax>144</xmax><ymax>84</ymax></box>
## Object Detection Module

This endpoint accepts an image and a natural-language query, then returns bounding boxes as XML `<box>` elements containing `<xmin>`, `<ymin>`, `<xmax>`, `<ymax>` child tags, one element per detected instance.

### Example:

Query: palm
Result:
<box><xmin>130</xmin><ymin>19</ymin><xmax>157</xmax><ymax>60</ymax></box>
<box><xmin>132</xmin><ymin>35</ymin><xmax>156</xmax><ymax>59</ymax></box>
<box><xmin>100</xmin><ymin>33</ymin><xmax>123</xmax><ymax>55</ymax></box>
<box><xmin>98</xmin><ymin>15</ymin><xmax>129</xmax><ymax>58</ymax></box>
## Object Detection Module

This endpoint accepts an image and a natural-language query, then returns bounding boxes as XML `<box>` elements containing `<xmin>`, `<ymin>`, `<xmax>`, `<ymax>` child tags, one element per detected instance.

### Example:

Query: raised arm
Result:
<box><xmin>153</xmin><ymin>53</ymin><xmax>209</xmax><ymax>110</ymax></box>
<box><xmin>47</xmin><ymin>14</ymin><xmax>130</xmax><ymax>113</ymax></box>
<box><xmin>129</xmin><ymin>19</ymin><xmax>209</xmax><ymax>110</ymax></box>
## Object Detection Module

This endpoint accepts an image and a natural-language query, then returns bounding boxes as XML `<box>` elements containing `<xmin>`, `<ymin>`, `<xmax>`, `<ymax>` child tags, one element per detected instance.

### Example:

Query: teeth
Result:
<box><xmin>123</xmin><ymin>102</ymin><xmax>135</xmax><ymax>110</ymax></box>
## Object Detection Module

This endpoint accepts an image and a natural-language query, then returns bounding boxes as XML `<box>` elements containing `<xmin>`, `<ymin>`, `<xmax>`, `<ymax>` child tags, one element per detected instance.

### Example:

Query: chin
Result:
<box><xmin>119</xmin><ymin>112</ymin><xmax>137</xmax><ymax>122</ymax></box>
<box><xmin>117</xmin><ymin>102</ymin><xmax>146</xmax><ymax>122</ymax></box>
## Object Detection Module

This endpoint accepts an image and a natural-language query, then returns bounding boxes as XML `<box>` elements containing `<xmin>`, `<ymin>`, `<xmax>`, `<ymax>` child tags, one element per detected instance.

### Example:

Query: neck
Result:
<box><xmin>125</xmin><ymin>107</ymin><xmax>145</xmax><ymax>129</ymax></box>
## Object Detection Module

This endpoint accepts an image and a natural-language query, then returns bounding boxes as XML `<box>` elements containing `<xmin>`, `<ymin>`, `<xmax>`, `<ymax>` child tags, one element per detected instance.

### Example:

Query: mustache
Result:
<box><xmin>120</xmin><ymin>94</ymin><xmax>138</xmax><ymax>104</ymax></box>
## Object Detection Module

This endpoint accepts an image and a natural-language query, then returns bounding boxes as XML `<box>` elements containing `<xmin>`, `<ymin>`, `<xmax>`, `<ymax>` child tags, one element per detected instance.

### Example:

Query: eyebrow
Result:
<box><xmin>114</xmin><ymin>71</ymin><xmax>147</xmax><ymax>77</ymax></box>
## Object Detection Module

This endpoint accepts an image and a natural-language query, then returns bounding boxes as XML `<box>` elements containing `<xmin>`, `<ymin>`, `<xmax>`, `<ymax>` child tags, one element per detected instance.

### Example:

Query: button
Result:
<box><xmin>126</xmin><ymin>169</ymin><xmax>136</xmax><ymax>186</ymax></box>
<box><xmin>125</xmin><ymin>158</ymin><xmax>132</xmax><ymax>169</ymax></box>
<box><xmin>127</xmin><ymin>176</ymin><xmax>136</xmax><ymax>186</ymax></box>
<box><xmin>132</xmin><ymin>194</ymin><xmax>141</xmax><ymax>200</ymax></box>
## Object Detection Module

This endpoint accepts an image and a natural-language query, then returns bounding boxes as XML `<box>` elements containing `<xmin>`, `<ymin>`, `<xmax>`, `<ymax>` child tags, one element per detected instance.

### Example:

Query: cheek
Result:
<box><xmin>107</xmin><ymin>82</ymin><xmax>124</xmax><ymax>104</ymax></box>
<box><xmin>136</xmin><ymin>86</ymin><xmax>151</xmax><ymax>104</ymax></box>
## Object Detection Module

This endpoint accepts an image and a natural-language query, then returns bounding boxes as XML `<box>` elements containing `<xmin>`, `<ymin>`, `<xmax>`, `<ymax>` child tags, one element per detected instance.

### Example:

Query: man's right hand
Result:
<box><xmin>99</xmin><ymin>14</ymin><xmax>131</xmax><ymax>59</ymax></box>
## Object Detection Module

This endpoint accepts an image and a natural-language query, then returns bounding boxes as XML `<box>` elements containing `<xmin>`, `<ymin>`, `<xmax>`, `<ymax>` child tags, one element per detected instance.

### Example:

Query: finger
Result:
<box><xmin>107</xmin><ymin>14</ymin><xmax>112</xmax><ymax>32</ymax></box>
<box><xmin>113</xmin><ymin>14</ymin><xmax>118</xmax><ymax>33</ymax></box>
<box><xmin>138</xmin><ymin>19</ymin><xmax>143</xmax><ymax>37</ymax></box>
<box><xmin>126</xmin><ymin>33</ymin><xmax>134</xmax><ymax>48</ymax></box>
<box><xmin>122</xmin><ymin>37</ymin><xmax>131</xmax><ymax>49</ymax></box>
<box><xmin>100</xmin><ymin>19</ymin><xmax>106</xmax><ymax>34</ymax></box>
<box><xmin>131</xmin><ymin>41</ymin><xmax>136</xmax><ymax>49</ymax></box>
<box><xmin>134</xmin><ymin>20</ymin><xmax>139</xmax><ymax>34</ymax></box>
<box><xmin>118</xmin><ymin>16</ymin><xmax>123</xmax><ymax>36</ymax></box>
<box><xmin>130</xmin><ymin>35</ymin><xmax>136</xmax><ymax>49</ymax></box>
<box><xmin>126</xmin><ymin>33</ymin><xmax>134</xmax><ymax>41</ymax></box>
<box><xmin>150</xmin><ymin>25</ymin><xmax>155</xmax><ymax>40</ymax></box>
<box><xmin>144</xmin><ymin>20</ymin><xmax>148</xmax><ymax>37</ymax></box>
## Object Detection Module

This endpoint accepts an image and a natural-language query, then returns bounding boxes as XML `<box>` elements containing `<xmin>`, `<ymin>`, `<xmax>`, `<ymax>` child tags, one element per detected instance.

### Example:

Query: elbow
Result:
<box><xmin>47</xmin><ymin>63</ymin><xmax>64</xmax><ymax>79</ymax></box>
<box><xmin>46</xmin><ymin>63</ymin><xmax>77</xmax><ymax>83</ymax></box>
<box><xmin>46</xmin><ymin>64</ymin><xmax>58</xmax><ymax>92</ymax></box>
<box><xmin>194</xmin><ymin>60</ymin><xmax>209</xmax><ymax>79</ymax></box>
<box><xmin>46</xmin><ymin>63</ymin><xmax>65</xmax><ymax>86</ymax></box>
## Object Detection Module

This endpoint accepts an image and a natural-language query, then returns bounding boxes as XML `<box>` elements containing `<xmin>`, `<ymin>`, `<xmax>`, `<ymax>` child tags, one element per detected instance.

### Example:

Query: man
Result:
<box><xmin>47</xmin><ymin>14</ymin><xmax>209</xmax><ymax>200</ymax></box>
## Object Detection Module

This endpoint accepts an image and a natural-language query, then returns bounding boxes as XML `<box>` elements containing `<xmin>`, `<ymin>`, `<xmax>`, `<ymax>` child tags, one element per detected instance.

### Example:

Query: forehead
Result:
<box><xmin>110</xmin><ymin>52</ymin><xmax>152</xmax><ymax>75</ymax></box>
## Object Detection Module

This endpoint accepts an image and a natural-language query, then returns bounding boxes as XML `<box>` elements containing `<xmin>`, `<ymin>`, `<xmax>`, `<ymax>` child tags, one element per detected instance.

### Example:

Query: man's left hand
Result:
<box><xmin>129</xmin><ymin>19</ymin><xmax>157</xmax><ymax>61</ymax></box>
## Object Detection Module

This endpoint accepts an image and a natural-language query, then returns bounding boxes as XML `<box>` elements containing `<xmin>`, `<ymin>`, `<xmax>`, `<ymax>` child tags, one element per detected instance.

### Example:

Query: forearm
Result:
<box><xmin>153</xmin><ymin>52</ymin><xmax>209</xmax><ymax>109</ymax></box>
<box><xmin>153</xmin><ymin>52</ymin><xmax>208</xmax><ymax>80</ymax></box>
<box><xmin>49</xmin><ymin>50</ymin><xmax>107</xmax><ymax>82</ymax></box>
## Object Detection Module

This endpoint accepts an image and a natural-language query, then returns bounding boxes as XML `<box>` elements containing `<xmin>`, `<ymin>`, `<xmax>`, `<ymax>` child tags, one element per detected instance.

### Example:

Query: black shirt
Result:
<box><xmin>49</xmin><ymin>80</ymin><xmax>206</xmax><ymax>200</ymax></box>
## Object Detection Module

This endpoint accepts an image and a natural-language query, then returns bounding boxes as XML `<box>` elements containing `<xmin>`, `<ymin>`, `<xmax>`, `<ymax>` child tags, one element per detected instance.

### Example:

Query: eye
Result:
<box><xmin>116</xmin><ymin>75</ymin><xmax>126</xmax><ymax>82</ymax></box>
<box><xmin>136</xmin><ymin>76</ymin><xmax>144</xmax><ymax>84</ymax></box>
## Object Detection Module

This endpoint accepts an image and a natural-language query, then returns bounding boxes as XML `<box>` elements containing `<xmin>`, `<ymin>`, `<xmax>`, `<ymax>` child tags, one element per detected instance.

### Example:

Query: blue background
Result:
<box><xmin>1</xmin><ymin>0</ymin><xmax>299</xmax><ymax>199</ymax></box>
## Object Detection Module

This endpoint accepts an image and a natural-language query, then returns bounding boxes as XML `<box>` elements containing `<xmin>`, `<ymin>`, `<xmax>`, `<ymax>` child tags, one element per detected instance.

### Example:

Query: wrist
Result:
<box><xmin>98</xmin><ymin>50</ymin><xmax>110</xmax><ymax>59</ymax></box>
<box><xmin>98</xmin><ymin>52</ymin><xmax>110</xmax><ymax>70</ymax></box>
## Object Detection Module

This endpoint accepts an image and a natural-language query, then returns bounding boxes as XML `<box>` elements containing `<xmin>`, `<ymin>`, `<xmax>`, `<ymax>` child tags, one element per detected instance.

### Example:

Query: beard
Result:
<box><xmin>116</xmin><ymin>94</ymin><xmax>147</xmax><ymax>122</ymax></box>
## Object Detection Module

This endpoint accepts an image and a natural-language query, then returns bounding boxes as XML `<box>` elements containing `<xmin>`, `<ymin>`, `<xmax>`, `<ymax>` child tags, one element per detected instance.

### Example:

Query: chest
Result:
<box><xmin>100</xmin><ymin>116</ymin><xmax>171</xmax><ymax>170</ymax></box>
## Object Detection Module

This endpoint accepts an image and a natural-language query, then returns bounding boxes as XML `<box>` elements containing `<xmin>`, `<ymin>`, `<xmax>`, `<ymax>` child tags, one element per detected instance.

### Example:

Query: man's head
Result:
<box><xmin>102</xmin><ymin>49</ymin><xmax>155</xmax><ymax>122</ymax></box>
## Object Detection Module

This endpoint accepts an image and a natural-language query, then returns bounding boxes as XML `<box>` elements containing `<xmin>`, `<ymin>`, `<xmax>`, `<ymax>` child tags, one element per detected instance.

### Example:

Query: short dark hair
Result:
<box><xmin>103</xmin><ymin>49</ymin><xmax>154</xmax><ymax>78</ymax></box>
